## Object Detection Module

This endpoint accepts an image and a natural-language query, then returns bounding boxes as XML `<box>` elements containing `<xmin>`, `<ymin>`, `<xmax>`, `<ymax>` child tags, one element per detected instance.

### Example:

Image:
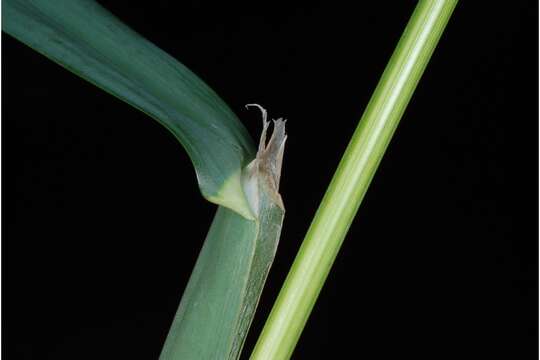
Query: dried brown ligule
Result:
<box><xmin>243</xmin><ymin>104</ymin><xmax>287</xmax><ymax>217</ymax></box>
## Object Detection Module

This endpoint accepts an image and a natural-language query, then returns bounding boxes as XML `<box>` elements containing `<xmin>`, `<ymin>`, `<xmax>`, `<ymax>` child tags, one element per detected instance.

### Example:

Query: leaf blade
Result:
<box><xmin>3</xmin><ymin>0</ymin><xmax>255</xmax><ymax>217</ymax></box>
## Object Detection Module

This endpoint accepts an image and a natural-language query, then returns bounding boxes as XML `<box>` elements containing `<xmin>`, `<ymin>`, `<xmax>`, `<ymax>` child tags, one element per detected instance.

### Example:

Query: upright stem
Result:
<box><xmin>250</xmin><ymin>1</ymin><xmax>458</xmax><ymax>359</ymax></box>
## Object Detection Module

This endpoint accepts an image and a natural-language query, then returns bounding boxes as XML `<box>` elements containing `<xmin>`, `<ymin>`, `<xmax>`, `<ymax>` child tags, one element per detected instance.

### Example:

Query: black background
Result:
<box><xmin>3</xmin><ymin>1</ymin><xmax>538</xmax><ymax>359</ymax></box>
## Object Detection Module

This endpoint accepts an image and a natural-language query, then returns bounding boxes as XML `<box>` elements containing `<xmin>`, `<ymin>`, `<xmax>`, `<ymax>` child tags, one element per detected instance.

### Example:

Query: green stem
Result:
<box><xmin>250</xmin><ymin>1</ymin><xmax>458</xmax><ymax>359</ymax></box>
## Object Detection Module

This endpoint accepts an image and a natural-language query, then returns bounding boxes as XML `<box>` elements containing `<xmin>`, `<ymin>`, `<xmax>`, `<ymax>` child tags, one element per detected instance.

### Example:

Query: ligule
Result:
<box><xmin>243</xmin><ymin>104</ymin><xmax>287</xmax><ymax>218</ymax></box>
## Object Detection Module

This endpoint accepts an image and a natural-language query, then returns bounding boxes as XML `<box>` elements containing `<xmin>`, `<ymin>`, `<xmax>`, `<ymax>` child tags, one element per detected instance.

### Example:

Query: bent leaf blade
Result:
<box><xmin>3</xmin><ymin>0</ymin><xmax>255</xmax><ymax>217</ymax></box>
<box><xmin>3</xmin><ymin>1</ymin><xmax>288</xmax><ymax>359</ymax></box>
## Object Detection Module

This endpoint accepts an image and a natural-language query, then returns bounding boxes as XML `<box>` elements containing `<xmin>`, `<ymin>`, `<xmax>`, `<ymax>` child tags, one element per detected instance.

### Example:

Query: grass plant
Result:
<box><xmin>4</xmin><ymin>1</ymin><xmax>457</xmax><ymax>358</ymax></box>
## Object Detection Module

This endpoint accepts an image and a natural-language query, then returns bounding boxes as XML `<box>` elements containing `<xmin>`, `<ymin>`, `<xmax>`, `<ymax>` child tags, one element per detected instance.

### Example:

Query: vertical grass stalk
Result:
<box><xmin>250</xmin><ymin>1</ymin><xmax>458</xmax><ymax>359</ymax></box>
